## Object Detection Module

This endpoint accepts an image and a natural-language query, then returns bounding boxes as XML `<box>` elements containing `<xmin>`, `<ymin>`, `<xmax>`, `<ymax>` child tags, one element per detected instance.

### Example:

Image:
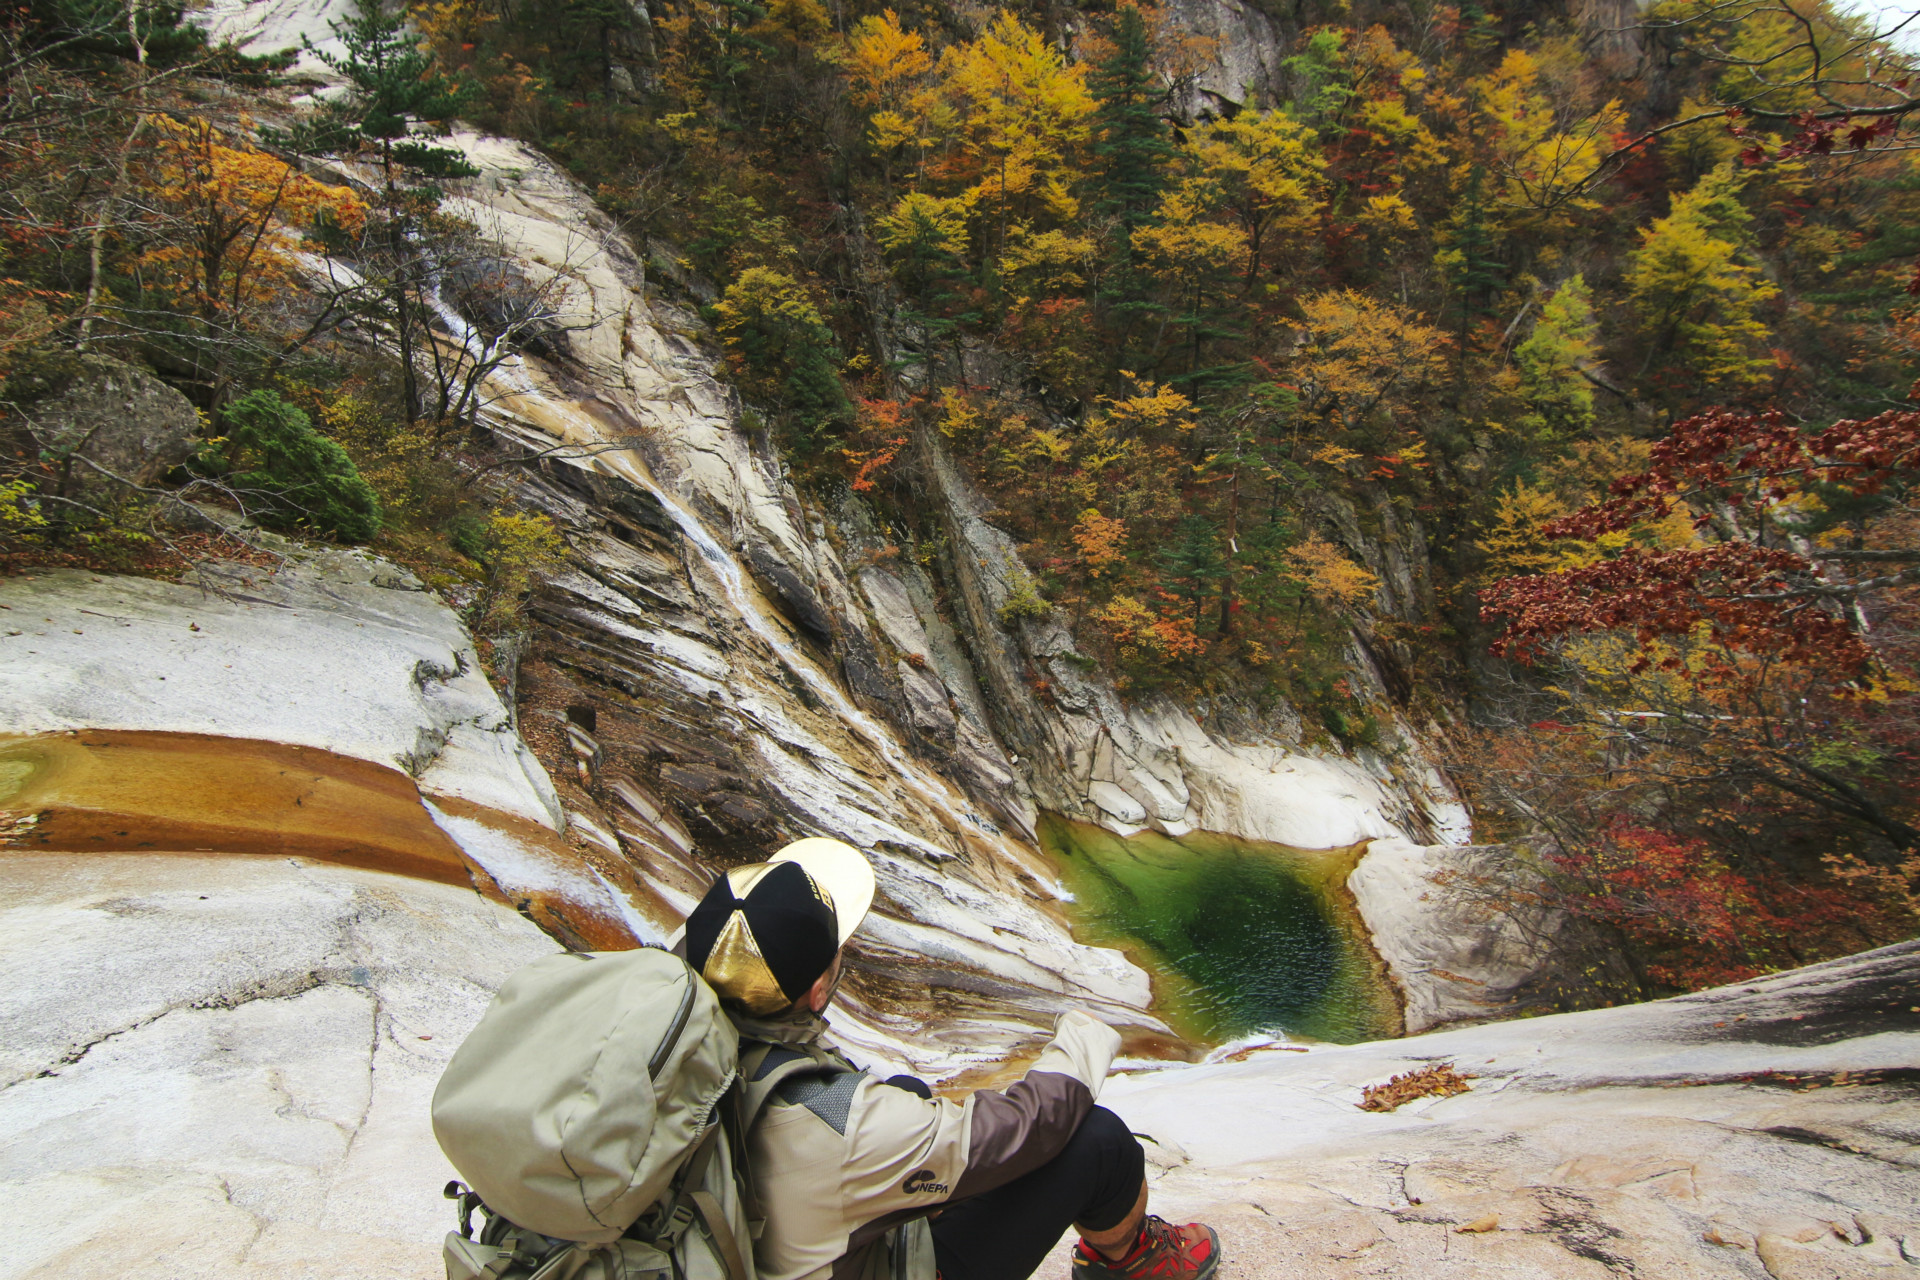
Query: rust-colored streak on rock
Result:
<box><xmin>425</xmin><ymin>794</ymin><xmax>651</xmax><ymax>951</ymax></box>
<box><xmin>0</xmin><ymin>730</ymin><xmax>472</xmax><ymax>886</ymax></box>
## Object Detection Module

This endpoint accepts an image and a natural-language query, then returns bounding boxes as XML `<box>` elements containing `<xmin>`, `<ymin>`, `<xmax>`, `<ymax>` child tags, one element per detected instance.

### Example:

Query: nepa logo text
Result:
<box><xmin>902</xmin><ymin>1169</ymin><xmax>949</xmax><ymax>1195</ymax></box>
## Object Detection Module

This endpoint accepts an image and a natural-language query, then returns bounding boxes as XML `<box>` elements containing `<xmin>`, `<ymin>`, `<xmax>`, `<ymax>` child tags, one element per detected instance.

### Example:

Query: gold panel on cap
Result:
<box><xmin>725</xmin><ymin>864</ymin><xmax>776</xmax><ymax>896</ymax></box>
<box><xmin>701</xmin><ymin>910</ymin><xmax>789</xmax><ymax>1016</ymax></box>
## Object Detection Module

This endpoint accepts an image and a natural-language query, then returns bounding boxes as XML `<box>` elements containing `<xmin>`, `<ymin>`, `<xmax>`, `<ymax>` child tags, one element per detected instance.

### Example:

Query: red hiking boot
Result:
<box><xmin>1071</xmin><ymin>1216</ymin><xmax>1220</xmax><ymax>1280</ymax></box>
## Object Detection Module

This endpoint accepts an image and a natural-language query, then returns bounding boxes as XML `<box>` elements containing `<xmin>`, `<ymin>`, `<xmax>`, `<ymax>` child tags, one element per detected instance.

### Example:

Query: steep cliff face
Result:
<box><xmin>1162</xmin><ymin>0</ymin><xmax>1290</xmax><ymax>116</ymax></box>
<box><xmin>401</xmin><ymin>131</ymin><xmax>1486</xmax><ymax>1060</ymax></box>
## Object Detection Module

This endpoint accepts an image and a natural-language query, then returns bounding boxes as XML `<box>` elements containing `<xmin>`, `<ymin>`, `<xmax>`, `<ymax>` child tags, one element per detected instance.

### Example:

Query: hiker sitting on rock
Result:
<box><xmin>680</xmin><ymin>839</ymin><xmax>1221</xmax><ymax>1280</ymax></box>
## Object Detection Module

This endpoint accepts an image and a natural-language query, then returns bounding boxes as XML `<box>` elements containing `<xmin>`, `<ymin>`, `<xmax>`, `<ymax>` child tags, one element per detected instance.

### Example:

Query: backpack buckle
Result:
<box><xmin>653</xmin><ymin>1198</ymin><xmax>697</xmax><ymax>1247</ymax></box>
<box><xmin>445</xmin><ymin>1181</ymin><xmax>484</xmax><ymax>1239</ymax></box>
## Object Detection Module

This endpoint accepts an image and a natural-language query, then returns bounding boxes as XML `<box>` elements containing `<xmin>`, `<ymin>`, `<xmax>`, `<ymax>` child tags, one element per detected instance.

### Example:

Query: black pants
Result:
<box><xmin>928</xmin><ymin>1106</ymin><xmax>1145</xmax><ymax>1280</ymax></box>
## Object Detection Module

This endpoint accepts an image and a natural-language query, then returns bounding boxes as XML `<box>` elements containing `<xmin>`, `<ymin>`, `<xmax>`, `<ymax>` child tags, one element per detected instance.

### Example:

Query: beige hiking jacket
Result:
<box><xmin>739</xmin><ymin>1009</ymin><xmax>1122</xmax><ymax>1280</ymax></box>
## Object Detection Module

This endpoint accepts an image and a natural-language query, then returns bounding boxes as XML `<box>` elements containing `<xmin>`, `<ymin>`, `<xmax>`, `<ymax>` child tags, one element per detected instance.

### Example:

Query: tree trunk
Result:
<box><xmin>77</xmin><ymin>8</ymin><xmax>151</xmax><ymax>350</ymax></box>
<box><xmin>1218</xmin><ymin>465</ymin><xmax>1239</xmax><ymax>636</ymax></box>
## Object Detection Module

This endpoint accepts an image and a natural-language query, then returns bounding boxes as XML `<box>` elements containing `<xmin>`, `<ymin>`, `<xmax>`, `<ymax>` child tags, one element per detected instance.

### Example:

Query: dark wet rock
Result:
<box><xmin>744</xmin><ymin>539</ymin><xmax>834</xmax><ymax>642</ymax></box>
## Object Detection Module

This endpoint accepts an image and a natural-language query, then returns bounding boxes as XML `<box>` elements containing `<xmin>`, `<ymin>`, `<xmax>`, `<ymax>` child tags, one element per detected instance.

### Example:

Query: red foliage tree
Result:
<box><xmin>1488</xmin><ymin>406</ymin><xmax>1920</xmax><ymax>674</ymax></box>
<box><xmin>1482</xmin><ymin>406</ymin><xmax>1920</xmax><ymax>860</ymax></box>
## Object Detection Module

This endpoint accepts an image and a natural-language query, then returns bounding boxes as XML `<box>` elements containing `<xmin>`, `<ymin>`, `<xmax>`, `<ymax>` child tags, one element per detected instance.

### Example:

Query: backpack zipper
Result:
<box><xmin>649</xmin><ymin>973</ymin><xmax>697</xmax><ymax>1079</ymax></box>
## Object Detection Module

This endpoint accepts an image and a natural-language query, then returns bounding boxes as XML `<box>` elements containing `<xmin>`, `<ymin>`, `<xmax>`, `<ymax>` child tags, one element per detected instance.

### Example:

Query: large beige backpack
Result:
<box><xmin>432</xmin><ymin>948</ymin><xmax>831</xmax><ymax>1280</ymax></box>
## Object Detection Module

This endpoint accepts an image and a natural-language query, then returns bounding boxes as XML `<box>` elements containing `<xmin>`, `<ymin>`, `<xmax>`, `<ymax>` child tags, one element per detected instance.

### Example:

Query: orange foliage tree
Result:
<box><xmin>133</xmin><ymin>118</ymin><xmax>366</xmax><ymax>395</ymax></box>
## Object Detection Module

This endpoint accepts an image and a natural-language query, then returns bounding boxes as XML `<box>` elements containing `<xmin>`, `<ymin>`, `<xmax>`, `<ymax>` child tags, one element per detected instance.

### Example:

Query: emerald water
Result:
<box><xmin>1038</xmin><ymin>815</ymin><xmax>1401</xmax><ymax>1045</ymax></box>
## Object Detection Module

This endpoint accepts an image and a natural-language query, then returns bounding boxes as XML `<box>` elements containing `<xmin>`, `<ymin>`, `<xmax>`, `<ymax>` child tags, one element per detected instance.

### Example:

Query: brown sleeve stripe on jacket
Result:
<box><xmin>950</xmin><ymin>1072</ymin><xmax>1095</xmax><ymax>1201</ymax></box>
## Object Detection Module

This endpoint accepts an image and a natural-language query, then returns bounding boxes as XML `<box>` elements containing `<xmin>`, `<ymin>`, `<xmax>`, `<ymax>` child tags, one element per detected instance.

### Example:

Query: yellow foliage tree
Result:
<box><xmin>1178</xmin><ymin>109</ymin><xmax>1327</xmax><ymax>286</ymax></box>
<box><xmin>134</xmin><ymin>118</ymin><xmax>365</xmax><ymax>377</ymax></box>
<box><xmin>937</xmin><ymin>13</ymin><xmax>1094</xmax><ymax>265</ymax></box>
<box><xmin>1095</xmin><ymin>375</ymin><xmax>1197</xmax><ymax>439</ymax></box>
<box><xmin>1514</xmin><ymin>274</ymin><xmax>1600</xmax><ymax>434</ymax></box>
<box><xmin>845</xmin><ymin>9</ymin><xmax>931</xmax><ymax>108</ymax></box>
<box><xmin>877</xmin><ymin>191</ymin><xmax>970</xmax><ymax>258</ymax></box>
<box><xmin>1474</xmin><ymin>47</ymin><xmax>1625</xmax><ymax>218</ymax></box>
<box><xmin>1092</xmin><ymin>592</ymin><xmax>1205</xmax><ymax>662</ymax></box>
<box><xmin>1072</xmin><ymin>507</ymin><xmax>1128</xmax><ymax>576</ymax></box>
<box><xmin>475</xmin><ymin>511</ymin><xmax>568</xmax><ymax>636</ymax></box>
<box><xmin>1293</xmin><ymin>290</ymin><xmax>1447</xmax><ymax>438</ymax></box>
<box><xmin>1475</xmin><ymin>481</ymin><xmax>1572</xmax><ymax>579</ymax></box>
<box><xmin>1625</xmin><ymin>164</ymin><xmax>1779</xmax><ymax>388</ymax></box>
<box><xmin>847</xmin><ymin>10</ymin><xmax>936</xmax><ymax>184</ymax></box>
<box><xmin>1286</xmin><ymin>535</ymin><xmax>1379</xmax><ymax>607</ymax></box>
<box><xmin>1002</xmin><ymin>227</ymin><xmax>1099</xmax><ymax>294</ymax></box>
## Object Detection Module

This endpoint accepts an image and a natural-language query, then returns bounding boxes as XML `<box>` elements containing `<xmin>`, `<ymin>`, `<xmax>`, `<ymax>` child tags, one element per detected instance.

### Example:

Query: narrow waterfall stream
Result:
<box><xmin>1039</xmin><ymin>816</ymin><xmax>1401</xmax><ymax>1045</ymax></box>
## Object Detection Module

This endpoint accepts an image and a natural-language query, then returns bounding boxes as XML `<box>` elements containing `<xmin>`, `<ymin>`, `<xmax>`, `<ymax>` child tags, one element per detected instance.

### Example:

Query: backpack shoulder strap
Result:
<box><xmin>723</xmin><ymin>1041</ymin><xmax>851</xmax><ymax>1246</ymax></box>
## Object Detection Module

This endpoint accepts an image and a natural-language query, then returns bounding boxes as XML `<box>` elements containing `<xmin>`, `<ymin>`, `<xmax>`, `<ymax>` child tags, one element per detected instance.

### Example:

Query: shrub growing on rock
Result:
<box><xmin>470</xmin><ymin>510</ymin><xmax>567</xmax><ymax>637</ymax></box>
<box><xmin>711</xmin><ymin>268</ymin><xmax>852</xmax><ymax>458</ymax></box>
<box><xmin>207</xmin><ymin>390</ymin><xmax>381</xmax><ymax>542</ymax></box>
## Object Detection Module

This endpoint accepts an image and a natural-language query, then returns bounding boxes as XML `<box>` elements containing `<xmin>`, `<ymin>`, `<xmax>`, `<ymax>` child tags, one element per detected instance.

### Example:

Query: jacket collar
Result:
<box><xmin>727</xmin><ymin>1006</ymin><xmax>830</xmax><ymax>1047</ymax></box>
<box><xmin>726</xmin><ymin>1007</ymin><xmax>861</xmax><ymax>1072</ymax></box>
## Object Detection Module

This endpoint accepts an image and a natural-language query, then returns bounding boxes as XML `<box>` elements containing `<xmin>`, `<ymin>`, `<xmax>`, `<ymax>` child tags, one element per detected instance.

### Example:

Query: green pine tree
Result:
<box><xmin>275</xmin><ymin>0</ymin><xmax>476</xmax><ymax>426</ymax></box>
<box><xmin>1435</xmin><ymin>165</ymin><xmax>1504</xmax><ymax>353</ymax></box>
<box><xmin>1158</xmin><ymin>514</ymin><xmax>1227</xmax><ymax>624</ymax></box>
<box><xmin>207</xmin><ymin>389</ymin><xmax>382</xmax><ymax>541</ymax></box>
<box><xmin>293</xmin><ymin>0</ymin><xmax>475</xmax><ymax>187</ymax></box>
<box><xmin>1088</xmin><ymin>6</ymin><xmax>1175</xmax><ymax>354</ymax></box>
<box><xmin>1088</xmin><ymin>6</ymin><xmax>1175</xmax><ymax>231</ymax></box>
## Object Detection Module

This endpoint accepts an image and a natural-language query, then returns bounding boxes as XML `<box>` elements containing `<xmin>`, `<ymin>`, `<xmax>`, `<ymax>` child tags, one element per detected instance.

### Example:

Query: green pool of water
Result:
<box><xmin>1038</xmin><ymin>815</ymin><xmax>1402</xmax><ymax>1045</ymax></box>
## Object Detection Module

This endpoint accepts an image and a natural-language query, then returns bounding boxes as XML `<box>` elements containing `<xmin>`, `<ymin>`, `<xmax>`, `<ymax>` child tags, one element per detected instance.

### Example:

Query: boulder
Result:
<box><xmin>16</xmin><ymin>353</ymin><xmax>197</xmax><ymax>489</ymax></box>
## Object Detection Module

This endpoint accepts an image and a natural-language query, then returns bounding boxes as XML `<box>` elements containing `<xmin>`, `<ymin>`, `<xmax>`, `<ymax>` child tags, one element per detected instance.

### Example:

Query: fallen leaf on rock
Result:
<box><xmin>1359</xmin><ymin>1062</ymin><xmax>1473</xmax><ymax>1111</ymax></box>
<box><xmin>1456</xmin><ymin>1215</ymin><xmax>1498</xmax><ymax>1234</ymax></box>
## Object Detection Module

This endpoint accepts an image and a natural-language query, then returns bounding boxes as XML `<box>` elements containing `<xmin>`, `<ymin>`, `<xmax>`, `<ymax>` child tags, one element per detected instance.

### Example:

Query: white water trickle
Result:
<box><xmin>464</xmin><ymin>343</ymin><xmax>990</xmax><ymax>862</ymax></box>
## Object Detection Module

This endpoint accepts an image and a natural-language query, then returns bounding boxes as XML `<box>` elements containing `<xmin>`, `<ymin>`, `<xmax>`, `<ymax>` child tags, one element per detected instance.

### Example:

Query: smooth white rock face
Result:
<box><xmin>0</xmin><ymin>852</ymin><xmax>559</xmax><ymax>1280</ymax></box>
<box><xmin>198</xmin><ymin>0</ymin><xmax>355</xmax><ymax>76</ymax></box>
<box><xmin>407</xmin><ymin>134</ymin><xmax>1167</xmax><ymax>1056</ymax></box>
<box><xmin>433</xmin><ymin>130</ymin><xmax>1469</xmax><ymax>857</ymax></box>
<box><xmin>9</xmin><ymin>848</ymin><xmax>1911</xmax><ymax>1280</ymax></box>
<box><xmin>436</xmin><ymin>131</ymin><xmax>817</xmax><ymax>583</ymax></box>
<box><xmin>1349</xmin><ymin>838</ymin><xmax>1568</xmax><ymax>1033</ymax></box>
<box><xmin>1083</xmin><ymin>943</ymin><xmax>1920</xmax><ymax>1279</ymax></box>
<box><xmin>0</xmin><ymin>557</ymin><xmax>562</xmax><ymax>830</ymax></box>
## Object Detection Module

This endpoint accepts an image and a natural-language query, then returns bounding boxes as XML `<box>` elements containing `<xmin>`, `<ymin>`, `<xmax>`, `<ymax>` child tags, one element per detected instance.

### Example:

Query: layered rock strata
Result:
<box><xmin>414</xmin><ymin>132</ymin><xmax>1473</xmax><ymax>1057</ymax></box>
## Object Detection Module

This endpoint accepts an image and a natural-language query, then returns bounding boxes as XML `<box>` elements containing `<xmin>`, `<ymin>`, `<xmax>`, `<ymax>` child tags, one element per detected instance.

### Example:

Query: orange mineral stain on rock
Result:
<box><xmin>0</xmin><ymin>731</ymin><xmax>657</xmax><ymax>953</ymax></box>
<box><xmin>425</xmin><ymin>793</ymin><xmax>662</xmax><ymax>951</ymax></box>
<box><xmin>0</xmin><ymin>730</ymin><xmax>473</xmax><ymax>884</ymax></box>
